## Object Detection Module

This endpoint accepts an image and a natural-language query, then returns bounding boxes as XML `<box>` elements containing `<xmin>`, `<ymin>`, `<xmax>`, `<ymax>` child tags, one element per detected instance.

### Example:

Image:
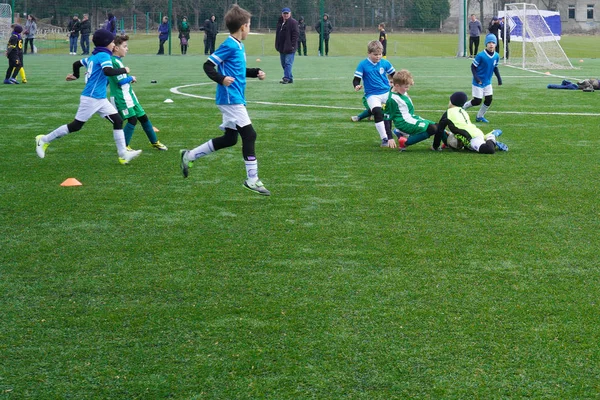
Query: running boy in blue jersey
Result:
<box><xmin>353</xmin><ymin>40</ymin><xmax>396</xmax><ymax>148</ymax></box>
<box><xmin>36</xmin><ymin>29</ymin><xmax>142</xmax><ymax>164</ymax></box>
<box><xmin>180</xmin><ymin>5</ymin><xmax>269</xmax><ymax>195</ymax></box>
<box><xmin>462</xmin><ymin>33</ymin><xmax>502</xmax><ymax>123</ymax></box>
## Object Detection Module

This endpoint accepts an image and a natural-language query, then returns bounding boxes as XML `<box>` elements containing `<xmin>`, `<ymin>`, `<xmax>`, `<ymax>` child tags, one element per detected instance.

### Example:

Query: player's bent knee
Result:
<box><xmin>372</xmin><ymin>107</ymin><xmax>384</xmax><ymax>123</ymax></box>
<box><xmin>484</xmin><ymin>96</ymin><xmax>493</xmax><ymax>106</ymax></box>
<box><xmin>67</xmin><ymin>120</ymin><xmax>85</xmax><ymax>132</ymax></box>
<box><xmin>471</xmin><ymin>98</ymin><xmax>482</xmax><ymax>106</ymax></box>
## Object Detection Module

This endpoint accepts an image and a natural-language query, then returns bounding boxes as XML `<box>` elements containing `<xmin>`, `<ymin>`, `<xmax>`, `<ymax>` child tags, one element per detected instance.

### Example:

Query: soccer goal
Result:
<box><xmin>502</xmin><ymin>3</ymin><xmax>573</xmax><ymax>70</ymax></box>
<box><xmin>0</xmin><ymin>4</ymin><xmax>12</xmax><ymax>42</ymax></box>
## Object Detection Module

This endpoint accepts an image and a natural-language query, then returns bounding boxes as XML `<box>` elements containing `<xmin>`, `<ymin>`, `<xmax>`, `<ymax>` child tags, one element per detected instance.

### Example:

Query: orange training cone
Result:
<box><xmin>60</xmin><ymin>178</ymin><xmax>82</xmax><ymax>187</ymax></box>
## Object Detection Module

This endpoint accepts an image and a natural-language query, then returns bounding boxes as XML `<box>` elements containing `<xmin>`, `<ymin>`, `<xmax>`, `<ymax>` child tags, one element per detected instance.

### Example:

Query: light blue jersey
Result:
<box><xmin>472</xmin><ymin>50</ymin><xmax>499</xmax><ymax>88</ymax></box>
<box><xmin>80</xmin><ymin>49</ymin><xmax>113</xmax><ymax>99</ymax></box>
<box><xmin>208</xmin><ymin>36</ymin><xmax>247</xmax><ymax>105</ymax></box>
<box><xmin>354</xmin><ymin>58</ymin><xmax>395</xmax><ymax>97</ymax></box>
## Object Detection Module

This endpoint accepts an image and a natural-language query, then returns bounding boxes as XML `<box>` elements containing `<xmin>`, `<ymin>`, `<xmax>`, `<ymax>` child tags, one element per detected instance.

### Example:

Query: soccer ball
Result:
<box><xmin>446</xmin><ymin>133</ymin><xmax>464</xmax><ymax>150</ymax></box>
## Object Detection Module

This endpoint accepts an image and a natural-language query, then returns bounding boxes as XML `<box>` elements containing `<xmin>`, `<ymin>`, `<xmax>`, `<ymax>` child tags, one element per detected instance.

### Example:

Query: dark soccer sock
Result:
<box><xmin>124</xmin><ymin>123</ymin><xmax>135</xmax><ymax>146</ymax></box>
<box><xmin>406</xmin><ymin>132</ymin><xmax>431</xmax><ymax>146</ymax></box>
<box><xmin>141</xmin><ymin>120</ymin><xmax>158</xmax><ymax>143</ymax></box>
<box><xmin>357</xmin><ymin>109</ymin><xmax>371</xmax><ymax>120</ymax></box>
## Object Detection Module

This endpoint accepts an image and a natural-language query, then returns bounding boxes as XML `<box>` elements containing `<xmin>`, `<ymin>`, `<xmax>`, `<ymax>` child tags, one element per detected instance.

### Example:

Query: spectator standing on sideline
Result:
<box><xmin>499</xmin><ymin>17</ymin><xmax>510</xmax><ymax>60</ymax></box>
<box><xmin>79</xmin><ymin>14</ymin><xmax>91</xmax><ymax>55</ymax></box>
<box><xmin>275</xmin><ymin>7</ymin><xmax>298</xmax><ymax>84</ymax></box>
<box><xmin>468</xmin><ymin>14</ymin><xmax>482</xmax><ymax>58</ymax></box>
<box><xmin>315</xmin><ymin>13</ymin><xmax>333</xmax><ymax>56</ymax></box>
<box><xmin>200</xmin><ymin>19</ymin><xmax>209</xmax><ymax>54</ymax></box>
<box><xmin>488</xmin><ymin>17</ymin><xmax>500</xmax><ymax>53</ymax></box>
<box><xmin>378</xmin><ymin>22</ymin><xmax>387</xmax><ymax>58</ymax></box>
<box><xmin>297</xmin><ymin>16</ymin><xmax>307</xmax><ymax>56</ymax></box>
<box><xmin>23</xmin><ymin>15</ymin><xmax>37</xmax><ymax>55</ymax></box>
<box><xmin>68</xmin><ymin>15</ymin><xmax>81</xmax><ymax>55</ymax></box>
<box><xmin>157</xmin><ymin>16</ymin><xmax>169</xmax><ymax>55</ymax></box>
<box><xmin>205</xmin><ymin>15</ymin><xmax>218</xmax><ymax>54</ymax></box>
<box><xmin>105</xmin><ymin>13</ymin><xmax>117</xmax><ymax>35</ymax></box>
<box><xmin>178</xmin><ymin>16</ymin><xmax>190</xmax><ymax>55</ymax></box>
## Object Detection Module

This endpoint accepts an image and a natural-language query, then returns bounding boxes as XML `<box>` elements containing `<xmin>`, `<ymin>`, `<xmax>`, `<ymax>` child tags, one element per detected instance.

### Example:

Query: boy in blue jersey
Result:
<box><xmin>463</xmin><ymin>33</ymin><xmax>502</xmax><ymax>123</ymax></box>
<box><xmin>353</xmin><ymin>40</ymin><xmax>397</xmax><ymax>148</ymax></box>
<box><xmin>35</xmin><ymin>29</ymin><xmax>142</xmax><ymax>164</ymax></box>
<box><xmin>180</xmin><ymin>5</ymin><xmax>269</xmax><ymax>195</ymax></box>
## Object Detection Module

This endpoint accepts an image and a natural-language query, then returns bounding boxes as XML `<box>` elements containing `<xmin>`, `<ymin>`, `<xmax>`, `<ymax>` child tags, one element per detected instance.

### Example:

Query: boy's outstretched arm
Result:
<box><xmin>494</xmin><ymin>66</ymin><xmax>502</xmax><ymax>86</ymax></box>
<box><xmin>353</xmin><ymin>77</ymin><xmax>362</xmax><ymax>91</ymax></box>
<box><xmin>66</xmin><ymin>60</ymin><xmax>84</xmax><ymax>80</ymax></box>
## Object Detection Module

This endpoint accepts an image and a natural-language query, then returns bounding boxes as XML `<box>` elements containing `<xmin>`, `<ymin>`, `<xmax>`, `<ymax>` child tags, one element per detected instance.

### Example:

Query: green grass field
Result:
<box><xmin>2</xmin><ymin>33</ymin><xmax>600</xmax><ymax>398</ymax></box>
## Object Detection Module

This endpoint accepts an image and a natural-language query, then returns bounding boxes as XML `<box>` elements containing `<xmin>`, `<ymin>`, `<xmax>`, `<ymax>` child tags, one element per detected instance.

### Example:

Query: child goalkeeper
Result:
<box><xmin>109</xmin><ymin>34</ymin><xmax>167</xmax><ymax>151</ymax></box>
<box><xmin>432</xmin><ymin>91</ymin><xmax>507</xmax><ymax>153</ymax></box>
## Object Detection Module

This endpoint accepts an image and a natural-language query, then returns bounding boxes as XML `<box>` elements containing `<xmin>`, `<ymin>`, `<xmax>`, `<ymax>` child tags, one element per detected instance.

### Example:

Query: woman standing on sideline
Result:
<box><xmin>157</xmin><ymin>16</ymin><xmax>170</xmax><ymax>55</ymax></box>
<box><xmin>23</xmin><ymin>15</ymin><xmax>37</xmax><ymax>55</ymax></box>
<box><xmin>178</xmin><ymin>16</ymin><xmax>191</xmax><ymax>54</ymax></box>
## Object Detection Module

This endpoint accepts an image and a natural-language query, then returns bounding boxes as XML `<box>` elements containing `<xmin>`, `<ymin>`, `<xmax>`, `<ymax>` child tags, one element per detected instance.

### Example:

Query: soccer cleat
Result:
<box><xmin>35</xmin><ymin>135</ymin><xmax>49</xmax><ymax>158</ymax></box>
<box><xmin>381</xmin><ymin>138</ymin><xmax>389</xmax><ymax>147</ymax></box>
<box><xmin>430</xmin><ymin>146</ymin><xmax>442</xmax><ymax>152</ymax></box>
<box><xmin>3</xmin><ymin>79</ymin><xmax>13</xmax><ymax>84</ymax></box>
<box><xmin>9</xmin><ymin>78</ymin><xmax>19</xmax><ymax>84</ymax></box>
<box><xmin>118</xmin><ymin>149</ymin><xmax>142</xmax><ymax>164</ymax></box>
<box><xmin>351</xmin><ymin>116</ymin><xmax>359</xmax><ymax>122</ymax></box>
<box><xmin>398</xmin><ymin>136</ymin><xmax>407</xmax><ymax>151</ymax></box>
<box><xmin>151</xmin><ymin>141</ymin><xmax>168</xmax><ymax>151</ymax></box>
<box><xmin>180</xmin><ymin>149</ymin><xmax>192</xmax><ymax>178</ymax></box>
<box><xmin>491</xmin><ymin>129</ymin><xmax>503</xmax><ymax>137</ymax></box>
<box><xmin>243</xmin><ymin>179</ymin><xmax>271</xmax><ymax>196</ymax></box>
<box><xmin>476</xmin><ymin>116</ymin><xmax>489</xmax><ymax>123</ymax></box>
<box><xmin>126</xmin><ymin>146</ymin><xmax>133</xmax><ymax>151</ymax></box>
<box><xmin>496</xmin><ymin>141</ymin><xmax>509</xmax><ymax>152</ymax></box>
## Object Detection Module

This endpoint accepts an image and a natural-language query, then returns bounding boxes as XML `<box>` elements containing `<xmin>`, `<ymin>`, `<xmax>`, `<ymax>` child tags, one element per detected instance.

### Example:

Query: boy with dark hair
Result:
<box><xmin>463</xmin><ymin>33</ymin><xmax>502</xmax><ymax>123</ymax></box>
<box><xmin>432</xmin><ymin>91</ymin><xmax>508</xmax><ymax>153</ymax></box>
<box><xmin>35</xmin><ymin>29</ymin><xmax>142</xmax><ymax>164</ymax></box>
<box><xmin>109</xmin><ymin>35</ymin><xmax>167</xmax><ymax>151</ymax></box>
<box><xmin>4</xmin><ymin>24</ymin><xmax>23</xmax><ymax>84</ymax></box>
<box><xmin>353</xmin><ymin>40</ymin><xmax>397</xmax><ymax>148</ymax></box>
<box><xmin>378</xmin><ymin>23</ymin><xmax>388</xmax><ymax>59</ymax></box>
<box><xmin>180</xmin><ymin>5</ymin><xmax>270</xmax><ymax>195</ymax></box>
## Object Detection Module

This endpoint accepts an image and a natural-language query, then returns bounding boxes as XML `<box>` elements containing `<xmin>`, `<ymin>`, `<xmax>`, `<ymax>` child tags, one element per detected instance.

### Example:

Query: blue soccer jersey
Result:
<box><xmin>80</xmin><ymin>50</ymin><xmax>113</xmax><ymax>99</ymax></box>
<box><xmin>208</xmin><ymin>36</ymin><xmax>247</xmax><ymax>105</ymax></box>
<box><xmin>354</xmin><ymin>58</ymin><xmax>395</xmax><ymax>97</ymax></box>
<box><xmin>472</xmin><ymin>50</ymin><xmax>499</xmax><ymax>88</ymax></box>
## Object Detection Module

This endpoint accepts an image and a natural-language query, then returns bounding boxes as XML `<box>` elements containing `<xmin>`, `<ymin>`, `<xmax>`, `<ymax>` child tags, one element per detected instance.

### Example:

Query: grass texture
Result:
<box><xmin>1</xmin><ymin>37</ymin><xmax>600</xmax><ymax>398</ymax></box>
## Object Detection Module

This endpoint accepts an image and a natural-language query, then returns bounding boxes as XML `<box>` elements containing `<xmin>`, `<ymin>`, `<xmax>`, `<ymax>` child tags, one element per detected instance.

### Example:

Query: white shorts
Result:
<box><xmin>472</xmin><ymin>84</ymin><xmax>493</xmax><ymax>99</ymax></box>
<box><xmin>469</xmin><ymin>133</ymin><xmax>496</xmax><ymax>152</ymax></box>
<box><xmin>217</xmin><ymin>104</ymin><xmax>251</xmax><ymax>131</ymax></box>
<box><xmin>75</xmin><ymin>96</ymin><xmax>118</xmax><ymax>122</ymax></box>
<box><xmin>366</xmin><ymin>92</ymin><xmax>389</xmax><ymax>111</ymax></box>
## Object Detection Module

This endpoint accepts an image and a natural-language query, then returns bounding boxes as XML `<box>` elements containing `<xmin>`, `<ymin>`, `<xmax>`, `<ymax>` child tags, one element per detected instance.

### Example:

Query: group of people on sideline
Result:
<box><xmin>469</xmin><ymin>14</ymin><xmax>510</xmax><ymax>59</ymax></box>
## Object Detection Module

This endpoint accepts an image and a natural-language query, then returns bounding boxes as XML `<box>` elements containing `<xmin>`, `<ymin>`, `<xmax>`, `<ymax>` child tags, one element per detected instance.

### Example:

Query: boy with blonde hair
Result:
<box><xmin>180</xmin><ymin>5</ymin><xmax>269</xmax><ymax>195</ymax></box>
<box><xmin>385</xmin><ymin>69</ymin><xmax>438</xmax><ymax>150</ymax></box>
<box><xmin>353</xmin><ymin>40</ymin><xmax>396</xmax><ymax>148</ymax></box>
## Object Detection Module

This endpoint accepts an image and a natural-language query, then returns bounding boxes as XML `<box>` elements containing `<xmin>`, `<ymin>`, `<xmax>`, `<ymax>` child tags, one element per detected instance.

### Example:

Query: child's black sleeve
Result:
<box><xmin>353</xmin><ymin>77</ymin><xmax>361</xmax><ymax>88</ymax></box>
<box><xmin>72</xmin><ymin>60</ymin><xmax>84</xmax><ymax>78</ymax></box>
<box><xmin>102</xmin><ymin>66</ymin><xmax>128</xmax><ymax>76</ymax></box>
<box><xmin>494</xmin><ymin>66</ymin><xmax>502</xmax><ymax>85</ymax></box>
<box><xmin>204</xmin><ymin>59</ymin><xmax>226</xmax><ymax>84</ymax></box>
<box><xmin>433</xmin><ymin>112</ymin><xmax>449</xmax><ymax>149</ymax></box>
<box><xmin>246</xmin><ymin>68</ymin><xmax>262</xmax><ymax>78</ymax></box>
<box><xmin>471</xmin><ymin>64</ymin><xmax>482</xmax><ymax>84</ymax></box>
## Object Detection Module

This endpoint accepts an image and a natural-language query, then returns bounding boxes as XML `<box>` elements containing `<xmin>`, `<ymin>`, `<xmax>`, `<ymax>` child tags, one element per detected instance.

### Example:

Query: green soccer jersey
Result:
<box><xmin>385</xmin><ymin>90</ymin><xmax>434</xmax><ymax>135</ymax></box>
<box><xmin>108</xmin><ymin>56</ymin><xmax>145</xmax><ymax>119</ymax></box>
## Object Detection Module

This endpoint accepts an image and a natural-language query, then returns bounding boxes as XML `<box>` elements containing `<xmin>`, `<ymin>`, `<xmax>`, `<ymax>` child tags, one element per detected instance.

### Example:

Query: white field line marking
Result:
<box><xmin>170</xmin><ymin>81</ymin><xmax>600</xmax><ymax>117</ymax></box>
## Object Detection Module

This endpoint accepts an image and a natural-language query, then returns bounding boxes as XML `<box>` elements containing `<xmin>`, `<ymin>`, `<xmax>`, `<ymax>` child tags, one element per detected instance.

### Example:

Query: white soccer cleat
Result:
<box><xmin>35</xmin><ymin>135</ymin><xmax>49</xmax><ymax>158</ymax></box>
<box><xmin>119</xmin><ymin>149</ymin><xmax>142</xmax><ymax>164</ymax></box>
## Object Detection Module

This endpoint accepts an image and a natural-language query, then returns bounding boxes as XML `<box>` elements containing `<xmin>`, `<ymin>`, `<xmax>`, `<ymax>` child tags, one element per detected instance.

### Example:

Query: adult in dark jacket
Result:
<box><xmin>67</xmin><ymin>15</ymin><xmax>81</xmax><ymax>55</ymax></box>
<box><xmin>157</xmin><ymin>16</ymin><xmax>170</xmax><ymax>55</ymax></box>
<box><xmin>201</xmin><ymin>15</ymin><xmax>218</xmax><ymax>55</ymax></box>
<box><xmin>275</xmin><ymin>7</ymin><xmax>299</xmax><ymax>84</ymax></box>
<box><xmin>297</xmin><ymin>16</ymin><xmax>307</xmax><ymax>56</ymax></box>
<box><xmin>79</xmin><ymin>14</ymin><xmax>91</xmax><ymax>55</ymax></box>
<box><xmin>315</xmin><ymin>13</ymin><xmax>333</xmax><ymax>56</ymax></box>
<box><xmin>105</xmin><ymin>13</ymin><xmax>117</xmax><ymax>35</ymax></box>
<box><xmin>488</xmin><ymin>17</ymin><xmax>500</xmax><ymax>53</ymax></box>
<box><xmin>178</xmin><ymin>16</ymin><xmax>191</xmax><ymax>55</ymax></box>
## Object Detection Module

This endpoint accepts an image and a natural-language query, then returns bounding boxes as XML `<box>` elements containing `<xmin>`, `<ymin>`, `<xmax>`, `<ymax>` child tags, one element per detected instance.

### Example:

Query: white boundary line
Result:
<box><xmin>170</xmin><ymin>81</ymin><xmax>600</xmax><ymax>117</ymax></box>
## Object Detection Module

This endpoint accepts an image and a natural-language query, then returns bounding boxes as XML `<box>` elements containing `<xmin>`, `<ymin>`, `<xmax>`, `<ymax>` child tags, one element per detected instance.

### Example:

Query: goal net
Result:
<box><xmin>502</xmin><ymin>3</ymin><xmax>573</xmax><ymax>70</ymax></box>
<box><xmin>0</xmin><ymin>4</ymin><xmax>11</xmax><ymax>42</ymax></box>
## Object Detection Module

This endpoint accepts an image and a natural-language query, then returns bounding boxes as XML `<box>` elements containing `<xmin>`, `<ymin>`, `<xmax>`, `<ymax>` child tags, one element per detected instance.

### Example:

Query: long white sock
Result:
<box><xmin>188</xmin><ymin>140</ymin><xmax>214</xmax><ymax>161</ymax></box>
<box><xmin>113</xmin><ymin>129</ymin><xmax>127</xmax><ymax>157</ymax></box>
<box><xmin>462</xmin><ymin>101</ymin><xmax>473</xmax><ymax>110</ymax></box>
<box><xmin>44</xmin><ymin>125</ymin><xmax>69</xmax><ymax>142</ymax></box>
<box><xmin>477</xmin><ymin>104</ymin><xmax>489</xmax><ymax>119</ymax></box>
<box><xmin>245</xmin><ymin>159</ymin><xmax>258</xmax><ymax>183</ymax></box>
<box><xmin>375</xmin><ymin>121</ymin><xmax>387</xmax><ymax>140</ymax></box>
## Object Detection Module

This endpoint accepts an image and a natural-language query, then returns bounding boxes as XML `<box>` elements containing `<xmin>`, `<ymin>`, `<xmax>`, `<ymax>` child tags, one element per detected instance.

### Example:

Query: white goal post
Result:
<box><xmin>501</xmin><ymin>3</ymin><xmax>574</xmax><ymax>70</ymax></box>
<box><xmin>0</xmin><ymin>4</ymin><xmax>12</xmax><ymax>42</ymax></box>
